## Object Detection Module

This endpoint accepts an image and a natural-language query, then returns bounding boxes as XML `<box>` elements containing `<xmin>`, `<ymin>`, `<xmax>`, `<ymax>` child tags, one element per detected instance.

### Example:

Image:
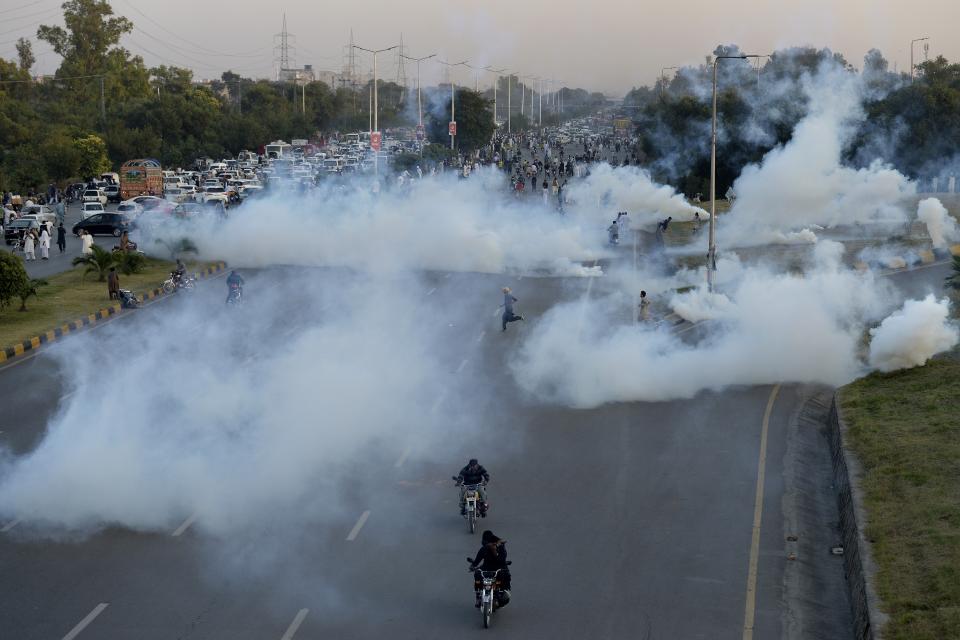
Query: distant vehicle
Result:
<box><xmin>264</xmin><ymin>140</ymin><xmax>292</xmax><ymax>159</ymax></box>
<box><xmin>100</xmin><ymin>172</ymin><xmax>120</xmax><ymax>185</ymax></box>
<box><xmin>81</xmin><ymin>202</ymin><xmax>105</xmax><ymax>219</ymax></box>
<box><xmin>120</xmin><ymin>158</ymin><xmax>163</xmax><ymax>200</ymax></box>
<box><xmin>72</xmin><ymin>213</ymin><xmax>130</xmax><ymax>237</ymax></box>
<box><xmin>4</xmin><ymin>218</ymin><xmax>40</xmax><ymax>244</ymax></box>
<box><xmin>104</xmin><ymin>184</ymin><xmax>122</xmax><ymax>203</ymax></box>
<box><xmin>116</xmin><ymin>202</ymin><xmax>143</xmax><ymax>217</ymax></box>
<box><xmin>83</xmin><ymin>189</ymin><xmax>107</xmax><ymax>205</ymax></box>
<box><xmin>173</xmin><ymin>202</ymin><xmax>203</xmax><ymax>219</ymax></box>
<box><xmin>20</xmin><ymin>204</ymin><xmax>57</xmax><ymax>225</ymax></box>
<box><xmin>129</xmin><ymin>195</ymin><xmax>165</xmax><ymax>209</ymax></box>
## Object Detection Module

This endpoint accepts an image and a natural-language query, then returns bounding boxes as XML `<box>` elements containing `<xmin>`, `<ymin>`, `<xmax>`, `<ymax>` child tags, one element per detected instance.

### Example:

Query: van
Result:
<box><xmin>101</xmin><ymin>172</ymin><xmax>120</xmax><ymax>185</ymax></box>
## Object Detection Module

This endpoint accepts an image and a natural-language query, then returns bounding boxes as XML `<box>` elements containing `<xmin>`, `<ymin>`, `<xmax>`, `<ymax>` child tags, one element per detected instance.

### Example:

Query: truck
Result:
<box><xmin>120</xmin><ymin>159</ymin><xmax>163</xmax><ymax>200</ymax></box>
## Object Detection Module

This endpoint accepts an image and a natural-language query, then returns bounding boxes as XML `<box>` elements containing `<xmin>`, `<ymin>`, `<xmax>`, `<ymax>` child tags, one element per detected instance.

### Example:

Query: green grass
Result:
<box><xmin>0</xmin><ymin>258</ymin><xmax>208</xmax><ymax>347</ymax></box>
<box><xmin>839</xmin><ymin>350</ymin><xmax>960</xmax><ymax>640</ymax></box>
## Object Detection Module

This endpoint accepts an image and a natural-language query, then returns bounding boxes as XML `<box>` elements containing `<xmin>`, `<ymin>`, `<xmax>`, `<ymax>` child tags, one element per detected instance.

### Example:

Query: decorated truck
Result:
<box><xmin>119</xmin><ymin>158</ymin><xmax>163</xmax><ymax>200</ymax></box>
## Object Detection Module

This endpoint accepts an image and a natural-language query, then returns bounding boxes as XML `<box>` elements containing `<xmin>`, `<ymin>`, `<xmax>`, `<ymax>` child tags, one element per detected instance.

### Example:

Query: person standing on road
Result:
<box><xmin>38</xmin><ymin>225</ymin><xmax>50</xmax><ymax>260</ymax></box>
<box><xmin>107</xmin><ymin>267</ymin><xmax>120</xmax><ymax>300</ymax></box>
<box><xmin>608</xmin><ymin>220</ymin><xmax>620</xmax><ymax>245</ymax></box>
<box><xmin>56</xmin><ymin>223</ymin><xmax>66</xmax><ymax>253</ymax></box>
<box><xmin>638</xmin><ymin>290</ymin><xmax>651</xmax><ymax>322</ymax></box>
<box><xmin>23</xmin><ymin>229</ymin><xmax>36</xmax><ymax>260</ymax></box>
<box><xmin>500</xmin><ymin>287</ymin><xmax>524</xmax><ymax>332</ymax></box>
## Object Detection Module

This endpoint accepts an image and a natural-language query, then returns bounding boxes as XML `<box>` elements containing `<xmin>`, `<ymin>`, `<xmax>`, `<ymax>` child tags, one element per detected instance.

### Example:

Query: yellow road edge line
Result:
<box><xmin>742</xmin><ymin>383</ymin><xmax>781</xmax><ymax>640</ymax></box>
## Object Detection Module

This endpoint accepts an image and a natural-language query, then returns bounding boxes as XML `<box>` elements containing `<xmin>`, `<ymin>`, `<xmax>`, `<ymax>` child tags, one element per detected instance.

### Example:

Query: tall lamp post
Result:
<box><xmin>910</xmin><ymin>37</ymin><xmax>929</xmax><ymax>82</ymax></box>
<box><xmin>486</xmin><ymin>67</ymin><xmax>506</xmax><ymax>127</ymax></box>
<box><xmin>437</xmin><ymin>59</ymin><xmax>468</xmax><ymax>150</ymax></box>
<box><xmin>708</xmin><ymin>54</ymin><xmax>761</xmax><ymax>292</ymax></box>
<box><xmin>354</xmin><ymin>44</ymin><xmax>399</xmax><ymax>176</ymax></box>
<box><xmin>401</xmin><ymin>52</ymin><xmax>436</xmax><ymax>156</ymax></box>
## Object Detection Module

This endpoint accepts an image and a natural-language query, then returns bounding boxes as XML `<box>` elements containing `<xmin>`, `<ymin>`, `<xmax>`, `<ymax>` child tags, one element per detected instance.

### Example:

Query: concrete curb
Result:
<box><xmin>827</xmin><ymin>395</ymin><xmax>888</xmax><ymax>640</ymax></box>
<box><xmin>855</xmin><ymin>243</ymin><xmax>960</xmax><ymax>273</ymax></box>
<box><xmin>0</xmin><ymin>261</ymin><xmax>226</xmax><ymax>364</ymax></box>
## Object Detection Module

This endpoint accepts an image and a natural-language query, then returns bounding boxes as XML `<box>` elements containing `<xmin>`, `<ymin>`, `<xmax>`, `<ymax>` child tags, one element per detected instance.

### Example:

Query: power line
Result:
<box><xmin>0</xmin><ymin>0</ymin><xmax>49</xmax><ymax>17</ymax></box>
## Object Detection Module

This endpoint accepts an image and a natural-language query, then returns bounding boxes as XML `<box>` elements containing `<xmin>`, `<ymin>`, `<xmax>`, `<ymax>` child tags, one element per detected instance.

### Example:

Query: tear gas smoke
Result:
<box><xmin>722</xmin><ymin>64</ymin><xmax>916</xmax><ymax>246</ymax></box>
<box><xmin>917</xmin><ymin>197</ymin><xmax>960</xmax><ymax>250</ymax></box>
<box><xmin>868</xmin><ymin>295</ymin><xmax>959</xmax><ymax>372</ymax></box>
<box><xmin>511</xmin><ymin>242</ymin><xmax>892</xmax><ymax>407</ymax></box>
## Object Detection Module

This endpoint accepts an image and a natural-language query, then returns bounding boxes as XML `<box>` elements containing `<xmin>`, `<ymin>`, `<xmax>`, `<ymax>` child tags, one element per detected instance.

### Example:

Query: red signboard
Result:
<box><xmin>416</xmin><ymin>124</ymin><xmax>425</xmax><ymax>140</ymax></box>
<box><xmin>448</xmin><ymin>121</ymin><xmax>457</xmax><ymax>136</ymax></box>
<box><xmin>370</xmin><ymin>131</ymin><xmax>382</xmax><ymax>151</ymax></box>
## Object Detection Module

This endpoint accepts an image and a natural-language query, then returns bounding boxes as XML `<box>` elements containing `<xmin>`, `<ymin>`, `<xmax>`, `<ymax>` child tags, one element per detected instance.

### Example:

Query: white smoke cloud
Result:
<box><xmin>868</xmin><ymin>295</ymin><xmax>958</xmax><ymax>372</ymax></box>
<box><xmin>722</xmin><ymin>64</ymin><xmax>916</xmax><ymax>246</ymax></box>
<box><xmin>917</xmin><ymin>197</ymin><xmax>960</xmax><ymax>250</ymax></box>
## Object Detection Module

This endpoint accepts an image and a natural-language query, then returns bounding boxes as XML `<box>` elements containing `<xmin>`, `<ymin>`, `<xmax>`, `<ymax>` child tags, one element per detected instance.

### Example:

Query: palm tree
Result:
<box><xmin>154</xmin><ymin>237</ymin><xmax>198</xmax><ymax>261</ymax></box>
<box><xmin>72</xmin><ymin>245</ymin><xmax>116</xmax><ymax>282</ymax></box>
<box><xmin>17</xmin><ymin>278</ymin><xmax>47</xmax><ymax>311</ymax></box>
<box><xmin>946</xmin><ymin>255</ymin><xmax>960</xmax><ymax>292</ymax></box>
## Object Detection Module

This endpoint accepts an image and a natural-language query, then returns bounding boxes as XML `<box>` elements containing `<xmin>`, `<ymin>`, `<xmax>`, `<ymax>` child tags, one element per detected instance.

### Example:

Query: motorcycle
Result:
<box><xmin>226</xmin><ymin>283</ymin><xmax>243</xmax><ymax>305</ymax></box>
<box><xmin>467</xmin><ymin>559</ymin><xmax>511</xmax><ymax>628</ymax></box>
<box><xmin>453</xmin><ymin>477</ymin><xmax>487</xmax><ymax>534</ymax></box>
<box><xmin>118</xmin><ymin>289</ymin><xmax>140</xmax><ymax>309</ymax></box>
<box><xmin>161</xmin><ymin>272</ymin><xmax>196</xmax><ymax>294</ymax></box>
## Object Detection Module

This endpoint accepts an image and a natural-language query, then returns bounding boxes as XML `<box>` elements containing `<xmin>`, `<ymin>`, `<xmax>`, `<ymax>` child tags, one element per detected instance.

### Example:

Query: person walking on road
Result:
<box><xmin>608</xmin><ymin>220</ymin><xmax>620</xmax><ymax>245</ymax></box>
<box><xmin>56</xmin><ymin>223</ymin><xmax>66</xmax><ymax>253</ymax></box>
<box><xmin>81</xmin><ymin>230</ymin><xmax>94</xmax><ymax>256</ymax></box>
<box><xmin>38</xmin><ymin>225</ymin><xmax>50</xmax><ymax>260</ymax></box>
<box><xmin>500</xmin><ymin>287</ymin><xmax>524</xmax><ymax>332</ymax></box>
<box><xmin>638</xmin><ymin>290</ymin><xmax>651</xmax><ymax>322</ymax></box>
<box><xmin>23</xmin><ymin>229</ymin><xmax>36</xmax><ymax>260</ymax></box>
<box><xmin>107</xmin><ymin>267</ymin><xmax>120</xmax><ymax>300</ymax></box>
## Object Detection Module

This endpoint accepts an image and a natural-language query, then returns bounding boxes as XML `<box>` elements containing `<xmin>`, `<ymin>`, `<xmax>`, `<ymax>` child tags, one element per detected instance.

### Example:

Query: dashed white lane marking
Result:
<box><xmin>171</xmin><ymin>514</ymin><xmax>197</xmax><ymax>537</ymax></box>
<box><xmin>427</xmin><ymin>287</ymin><xmax>437</xmax><ymax>296</ymax></box>
<box><xmin>455</xmin><ymin>358</ymin><xmax>468</xmax><ymax>373</ymax></box>
<box><xmin>62</xmin><ymin>603</ymin><xmax>109</xmax><ymax>640</ymax></box>
<box><xmin>346</xmin><ymin>511</ymin><xmax>371</xmax><ymax>541</ymax></box>
<box><xmin>477</xmin><ymin>330</ymin><xmax>486</xmax><ymax>342</ymax></box>
<box><xmin>2</xmin><ymin>518</ymin><xmax>22</xmax><ymax>533</ymax></box>
<box><xmin>280</xmin><ymin>608</ymin><xmax>309</xmax><ymax>640</ymax></box>
<box><xmin>394</xmin><ymin>445</ymin><xmax>412</xmax><ymax>468</ymax></box>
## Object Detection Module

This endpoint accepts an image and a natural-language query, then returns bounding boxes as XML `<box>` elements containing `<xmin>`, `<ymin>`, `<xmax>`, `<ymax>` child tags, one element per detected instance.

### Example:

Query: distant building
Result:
<box><xmin>279</xmin><ymin>64</ymin><xmax>315</xmax><ymax>84</ymax></box>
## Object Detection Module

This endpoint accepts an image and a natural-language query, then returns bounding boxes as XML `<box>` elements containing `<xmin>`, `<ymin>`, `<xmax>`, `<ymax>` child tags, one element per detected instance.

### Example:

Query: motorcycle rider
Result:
<box><xmin>226</xmin><ymin>269</ymin><xmax>245</xmax><ymax>303</ymax></box>
<box><xmin>171</xmin><ymin>259</ymin><xmax>186</xmax><ymax>286</ymax></box>
<box><xmin>469</xmin><ymin>530</ymin><xmax>511</xmax><ymax>608</ymax></box>
<box><xmin>455</xmin><ymin>459</ymin><xmax>490</xmax><ymax>516</ymax></box>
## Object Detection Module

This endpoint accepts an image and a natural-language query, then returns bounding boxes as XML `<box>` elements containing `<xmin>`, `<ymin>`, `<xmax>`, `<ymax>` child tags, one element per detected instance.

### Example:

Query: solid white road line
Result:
<box><xmin>477</xmin><ymin>330</ymin><xmax>486</xmax><ymax>342</ymax></box>
<box><xmin>742</xmin><ymin>384</ymin><xmax>781</xmax><ymax>640</ymax></box>
<box><xmin>346</xmin><ymin>511</ymin><xmax>371</xmax><ymax>541</ymax></box>
<box><xmin>427</xmin><ymin>287</ymin><xmax>437</xmax><ymax>296</ymax></box>
<box><xmin>455</xmin><ymin>358</ymin><xmax>468</xmax><ymax>373</ymax></box>
<box><xmin>62</xmin><ymin>603</ymin><xmax>109</xmax><ymax>640</ymax></box>
<box><xmin>394</xmin><ymin>445</ymin><xmax>412</xmax><ymax>469</ymax></box>
<box><xmin>2</xmin><ymin>518</ymin><xmax>22</xmax><ymax>533</ymax></box>
<box><xmin>280</xmin><ymin>608</ymin><xmax>309</xmax><ymax>640</ymax></box>
<box><xmin>171</xmin><ymin>514</ymin><xmax>197</xmax><ymax>537</ymax></box>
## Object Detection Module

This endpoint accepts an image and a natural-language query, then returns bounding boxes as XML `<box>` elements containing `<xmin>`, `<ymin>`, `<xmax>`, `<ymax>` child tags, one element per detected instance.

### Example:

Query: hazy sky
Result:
<box><xmin>4</xmin><ymin>0</ymin><xmax>959</xmax><ymax>94</ymax></box>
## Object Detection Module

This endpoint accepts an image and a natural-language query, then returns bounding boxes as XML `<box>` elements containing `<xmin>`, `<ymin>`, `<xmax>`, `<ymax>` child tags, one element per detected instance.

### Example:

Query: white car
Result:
<box><xmin>82</xmin><ymin>189</ymin><xmax>107</xmax><ymax>205</ymax></box>
<box><xmin>116</xmin><ymin>201</ymin><xmax>143</xmax><ymax>217</ymax></box>
<box><xmin>20</xmin><ymin>204</ymin><xmax>57</xmax><ymax>225</ymax></box>
<box><xmin>81</xmin><ymin>202</ymin><xmax>105</xmax><ymax>220</ymax></box>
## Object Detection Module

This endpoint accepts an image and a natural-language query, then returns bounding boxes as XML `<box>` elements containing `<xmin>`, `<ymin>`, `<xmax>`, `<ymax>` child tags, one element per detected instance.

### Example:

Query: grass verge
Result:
<box><xmin>0</xmin><ymin>259</ymin><xmax>209</xmax><ymax>347</ymax></box>
<box><xmin>839</xmin><ymin>349</ymin><xmax>960</xmax><ymax>640</ymax></box>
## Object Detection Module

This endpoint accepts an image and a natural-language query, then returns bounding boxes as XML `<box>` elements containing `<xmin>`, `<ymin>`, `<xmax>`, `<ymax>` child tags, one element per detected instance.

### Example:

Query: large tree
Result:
<box><xmin>428</xmin><ymin>90</ymin><xmax>494</xmax><ymax>153</ymax></box>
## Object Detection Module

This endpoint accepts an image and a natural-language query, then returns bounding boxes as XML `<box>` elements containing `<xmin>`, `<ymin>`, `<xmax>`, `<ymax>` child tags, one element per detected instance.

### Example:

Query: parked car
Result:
<box><xmin>72</xmin><ymin>213</ymin><xmax>131</xmax><ymax>237</ymax></box>
<box><xmin>81</xmin><ymin>201</ymin><xmax>106</xmax><ymax>220</ymax></box>
<box><xmin>104</xmin><ymin>184</ymin><xmax>122</xmax><ymax>203</ymax></box>
<box><xmin>4</xmin><ymin>218</ymin><xmax>40</xmax><ymax>244</ymax></box>
<box><xmin>82</xmin><ymin>189</ymin><xmax>107</xmax><ymax>205</ymax></box>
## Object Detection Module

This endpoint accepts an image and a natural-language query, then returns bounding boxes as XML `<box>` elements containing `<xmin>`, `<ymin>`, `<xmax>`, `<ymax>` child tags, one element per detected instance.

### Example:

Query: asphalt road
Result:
<box><xmin>0</xmin><ymin>245</ymin><xmax>880</xmax><ymax>640</ymax></box>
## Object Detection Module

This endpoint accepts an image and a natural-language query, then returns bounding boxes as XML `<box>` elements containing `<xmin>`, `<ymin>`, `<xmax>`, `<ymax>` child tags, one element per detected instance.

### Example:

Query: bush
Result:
<box><xmin>116</xmin><ymin>251</ymin><xmax>147</xmax><ymax>275</ymax></box>
<box><xmin>0</xmin><ymin>252</ymin><xmax>30</xmax><ymax>310</ymax></box>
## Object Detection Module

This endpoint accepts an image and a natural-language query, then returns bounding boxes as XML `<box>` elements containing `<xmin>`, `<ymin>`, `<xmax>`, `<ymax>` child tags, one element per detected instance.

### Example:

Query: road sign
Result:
<box><xmin>416</xmin><ymin>124</ymin><xmax>425</xmax><ymax>140</ymax></box>
<box><xmin>448</xmin><ymin>121</ymin><xmax>457</xmax><ymax>136</ymax></box>
<box><xmin>370</xmin><ymin>131</ymin><xmax>382</xmax><ymax>151</ymax></box>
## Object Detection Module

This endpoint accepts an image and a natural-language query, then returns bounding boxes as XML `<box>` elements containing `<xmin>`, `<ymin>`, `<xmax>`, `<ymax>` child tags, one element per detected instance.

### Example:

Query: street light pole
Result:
<box><xmin>354</xmin><ymin>44</ymin><xmax>399</xmax><ymax>176</ymax></box>
<box><xmin>401</xmin><ymin>53</ymin><xmax>436</xmax><ymax>156</ymax></box>
<box><xmin>486</xmin><ymin>67</ymin><xmax>506</xmax><ymax>128</ymax></box>
<box><xmin>438</xmin><ymin>59</ymin><xmax>468</xmax><ymax>150</ymax></box>
<box><xmin>507</xmin><ymin>73</ymin><xmax>513</xmax><ymax>133</ymax></box>
<box><xmin>910</xmin><ymin>37</ymin><xmax>929</xmax><ymax>82</ymax></box>
<box><xmin>708</xmin><ymin>54</ymin><xmax>761</xmax><ymax>292</ymax></box>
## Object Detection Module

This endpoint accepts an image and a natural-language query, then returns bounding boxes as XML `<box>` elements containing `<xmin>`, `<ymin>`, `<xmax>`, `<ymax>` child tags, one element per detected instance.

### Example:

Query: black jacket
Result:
<box><xmin>458</xmin><ymin>464</ymin><xmax>489</xmax><ymax>486</ymax></box>
<box><xmin>471</xmin><ymin>542</ymin><xmax>508</xmax><ymax>571</ymax></box>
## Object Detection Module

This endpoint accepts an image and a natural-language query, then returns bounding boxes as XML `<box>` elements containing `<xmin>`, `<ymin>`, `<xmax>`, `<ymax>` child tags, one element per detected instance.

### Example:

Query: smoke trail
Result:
<box><xmin>917</xmin><ymin>197</ymin><xmax>960</xmax><ymax>250</ymax></box>
<box><xmin>868</xmin><ymin>295</ymin><xmax>958</xmax><ymax>372</ymax></box>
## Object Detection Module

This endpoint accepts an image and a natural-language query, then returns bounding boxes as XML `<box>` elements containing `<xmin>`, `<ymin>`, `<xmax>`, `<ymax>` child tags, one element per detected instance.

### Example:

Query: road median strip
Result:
<box><xmin>0</xmin><ymin>261</ymin><xmax>225</xmax><ymax>364</ymax></box>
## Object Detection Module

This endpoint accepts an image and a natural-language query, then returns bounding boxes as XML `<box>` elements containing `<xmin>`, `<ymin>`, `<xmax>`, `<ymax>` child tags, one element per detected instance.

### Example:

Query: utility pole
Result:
<box><xmin>402</xmin><ymin>52</ymin><xmax>436</xmax><ymax>156</ymax></box>
<box><xmin>507</xmin><ymin>73</ymin><xmax>513</xmax><ymax>133</ymax></box>
<box><xmin>438</xmin><ymin>59</ymin><xmax>468</xmax><ymax>150</ymax></box>
<box><xmin>910</xmin><ymin>37</ymin><xmax>929</xmax><ymax>82</ymax></box>
<box><xmin>99</xmin><ymin>76</ymin><xmax>105</xmax><ymax>127</ymax></box>
<box><xmin>708</xmin><ymin>54</ymin><xmax>761</xmax><ymax>292</ymax></box>
<box><xmin>486</xmin><ymin>67</ymin><xmax>506</xmax><ymax>127</ymax></box>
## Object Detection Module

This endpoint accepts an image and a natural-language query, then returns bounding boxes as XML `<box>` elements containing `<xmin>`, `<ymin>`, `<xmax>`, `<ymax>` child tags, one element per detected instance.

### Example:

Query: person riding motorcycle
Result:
<box><xmin>455</xmin><ymin>459</ymin><xmax>490</xmax><ymax>516</ymax></box>
<box><xmin>171</xmin><ymin>259</ymin><xmax>186</xmax><ymax>286</ymax></box>
<box><xmin>226</xmin><ymin>270</ymin><xmax>245</xmax><ymax>303</ymax></box>
<box><xmin>469</xmin><ymin>530</ymin><xmax>511</xmax><ymax>608</ymax></box>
